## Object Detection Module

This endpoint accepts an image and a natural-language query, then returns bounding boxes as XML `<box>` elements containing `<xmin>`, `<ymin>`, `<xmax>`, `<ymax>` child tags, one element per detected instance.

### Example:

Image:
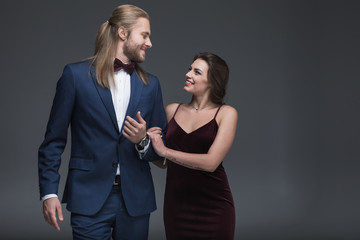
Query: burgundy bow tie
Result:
<box><xmin>114</xmin><ymin>58</ymin><xmax>135</xmax><ymax>74</ymax></box>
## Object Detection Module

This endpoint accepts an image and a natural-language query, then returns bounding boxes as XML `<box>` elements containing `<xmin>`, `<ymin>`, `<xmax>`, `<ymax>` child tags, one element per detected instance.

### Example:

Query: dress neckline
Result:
<box><xmin>170</xmin><ymin>103</ymin><xmax>222</xmax><ymax>135</ymax></box>
<box><xmin>171</xmin><ymin>117</ymin><xmax>218</xmax><ymax>135</ymax></box>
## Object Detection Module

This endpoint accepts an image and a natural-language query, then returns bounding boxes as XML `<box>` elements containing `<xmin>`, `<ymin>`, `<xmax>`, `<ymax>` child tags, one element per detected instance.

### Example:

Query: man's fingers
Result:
<box><xmin>123</xmin><ymin>125</ymin><xmax>136</xmax><ymax>137</ymax></box>
<box><xmin>44</xmin><ymin>211</ymin><xmax>51</xmax><ymax>224</ymax></box>
<box><xmin>125</xmin><ymin>113</ymin><xmax>146</xmax><ymax>128</ymax></box>
<box><xmin>122</xmin><ymin>129</ymin><xmax>130</xmax><ymax>138</ymax></box>
<box><xmin>51</xmin><ymin>213</ymin><xmax>61</xmax><ymax>231</ymax></box>
<box><xmin>43</xmin><ymin>197</ymin><xmax>62</xmax><ymax>231</ymax></box>
<box><xmin>57</xmin><ymin>205</ymin><xmax>64</xmax><ymax>222</ymax></box>
<box><xmin>122</xmin><ymin>113</ymin><xmax>147</xmax><ymax>143</ymax></box>
<box><xmin>44</xmin><ymin>205</ymin><xmax>60</xmax><ymax>231</ymax></box>
<box><xmin>125</xmin><ymin>116</ymin><xmax>139</xmax><ymax>128</ymax></box>
<box><xmin>124</xmin><ymin>120</ymin><xmax>141</xmax><ymax>136</ymax></box>
<box><xmin>136</xmin><ymin>111</ymin><xmax>146</xmax><ymax>124</ymax></box>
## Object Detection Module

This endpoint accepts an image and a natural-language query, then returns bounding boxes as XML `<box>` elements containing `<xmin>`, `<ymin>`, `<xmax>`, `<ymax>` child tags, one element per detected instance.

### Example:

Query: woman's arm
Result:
<box><xmin>149</xmin><ymin>103</ymin><xmax>179</xmax><ymax>169</ymax></box>
<box><xmin>147</xmin><ymin>105</ymin><xmax>238</xmax><ymax>172</ymax></box>
<box><xmin>147</xmin><ymin>126</ymin><xmax>167</xmax><ymax>168</ymax></box>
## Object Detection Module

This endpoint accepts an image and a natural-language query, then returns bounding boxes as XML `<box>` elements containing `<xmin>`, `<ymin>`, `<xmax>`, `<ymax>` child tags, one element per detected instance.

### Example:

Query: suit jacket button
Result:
<box><xmin>112</xmin><ymin>162</ymin><xmax>117</xmax><ymax>167</ymax></box>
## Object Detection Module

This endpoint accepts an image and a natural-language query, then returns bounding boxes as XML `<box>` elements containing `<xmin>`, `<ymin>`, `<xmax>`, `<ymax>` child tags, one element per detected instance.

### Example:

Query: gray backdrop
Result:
<box><xmin>1</xmin><ymin>0</ymin><xmax>359</xmax><ymax>239</ymax></box>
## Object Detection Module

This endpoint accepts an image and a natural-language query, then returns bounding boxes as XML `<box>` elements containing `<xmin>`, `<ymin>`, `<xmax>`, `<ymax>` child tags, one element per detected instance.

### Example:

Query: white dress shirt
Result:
<box><xmin>110</xmin><ymin>69</ymin><xmax>131</xmax><ymax>175</ymax></box>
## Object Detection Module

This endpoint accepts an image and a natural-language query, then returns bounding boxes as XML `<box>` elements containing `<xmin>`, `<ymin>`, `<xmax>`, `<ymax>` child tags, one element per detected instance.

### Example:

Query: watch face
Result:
<box><xmin>140</xmin><ymin>136</ymin><xmax>149</xmax><ymax>147</ymax></box>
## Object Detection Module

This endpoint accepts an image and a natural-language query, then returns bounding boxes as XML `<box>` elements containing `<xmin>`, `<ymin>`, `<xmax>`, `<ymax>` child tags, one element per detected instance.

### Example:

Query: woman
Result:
<box><xmin>148</xmin><ymin>52</ymin><xmax>237</xmax><ymax>239</ymax></box>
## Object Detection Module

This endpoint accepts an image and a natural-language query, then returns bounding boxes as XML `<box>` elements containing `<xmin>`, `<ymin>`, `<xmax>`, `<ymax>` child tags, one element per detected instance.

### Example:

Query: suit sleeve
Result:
<box><xmin>38</xmin><ymin>65</ymin><xmax>75</xmax><ymax>199</ymax></box>
<box><xmin>141</xmin><ymin>77</ymin><xmax>167</xmax><ymax>162</ymax></box>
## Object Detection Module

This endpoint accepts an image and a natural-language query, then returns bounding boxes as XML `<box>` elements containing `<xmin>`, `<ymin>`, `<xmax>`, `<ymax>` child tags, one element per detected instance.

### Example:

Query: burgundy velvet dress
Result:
<box><xmin>164</xmin><ymin>104</ymin><xmax>235</xmax><ymax>240</ymax></box>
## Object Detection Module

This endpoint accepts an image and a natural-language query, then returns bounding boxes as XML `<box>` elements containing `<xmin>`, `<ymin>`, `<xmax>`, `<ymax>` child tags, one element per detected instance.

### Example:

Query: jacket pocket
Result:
<box><xmin>69</xmin><ymin>157</ymin><xmax>92</xmax><ymax>171</ymax></box>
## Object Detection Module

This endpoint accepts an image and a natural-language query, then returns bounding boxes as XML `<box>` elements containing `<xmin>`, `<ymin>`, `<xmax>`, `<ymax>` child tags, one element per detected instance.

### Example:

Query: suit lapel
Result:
<box><xmin>124</xmin><ymin>72</ymin><xmax>143</xmax><ymax>120</ymax></box>
<box><xmin>90</xmin><ymin>67</ymin><xmax>120</xmax><ymax>133</ymax></box>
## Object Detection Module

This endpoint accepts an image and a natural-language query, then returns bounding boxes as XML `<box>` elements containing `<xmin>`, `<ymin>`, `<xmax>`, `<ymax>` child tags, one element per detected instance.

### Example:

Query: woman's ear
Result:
<box><xmin>118</xmin><ymin>26</ymin><xmax>128</xmax><ymax>41</ymax></box>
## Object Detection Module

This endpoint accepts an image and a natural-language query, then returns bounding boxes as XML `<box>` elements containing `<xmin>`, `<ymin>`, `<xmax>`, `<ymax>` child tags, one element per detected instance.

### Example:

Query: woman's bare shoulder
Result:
<box><xmin>217</xmin><ymin>104</ymin><xmax>238</xmax><ymax>124</ymax></box>
<box><xmin>165</xmin><ymin>103</ymin><xmax>181</xmax><ymax>121</ymax></box>
<box><xmin>220</xmin><ymin>104</ymin><xmax>238</xmax><ymax>116</ymax></box>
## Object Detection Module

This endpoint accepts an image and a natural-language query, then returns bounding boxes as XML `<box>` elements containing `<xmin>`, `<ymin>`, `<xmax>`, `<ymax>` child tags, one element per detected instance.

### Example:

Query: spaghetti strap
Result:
<box><xmin>213</xmin><ymin>105</ymin><xmax>223</xmax><ymax>119</ymax></box>
<box><xmin>172</xmin><ymin>104</ymin><xmax>182</xmax><ymax>118</ymax></box>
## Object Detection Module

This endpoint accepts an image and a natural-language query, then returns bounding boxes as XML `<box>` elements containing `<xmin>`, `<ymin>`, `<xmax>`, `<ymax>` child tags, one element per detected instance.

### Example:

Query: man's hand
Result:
<box><xmin>43</xmin><ymin>197</ymin><xmax>63</xmax><ymax>231</ymax></box>
<box><xmin>122</xmin><ymin>111</ymin><xmax>147</xmax><ymax>144</ymax></box>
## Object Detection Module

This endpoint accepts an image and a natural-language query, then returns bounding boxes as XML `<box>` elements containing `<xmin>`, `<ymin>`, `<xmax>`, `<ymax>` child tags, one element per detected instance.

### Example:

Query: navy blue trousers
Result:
<box><xmin>71</xmin><ymin>185</ymin><xmax>150</xmax><ymax>240</ymax></box>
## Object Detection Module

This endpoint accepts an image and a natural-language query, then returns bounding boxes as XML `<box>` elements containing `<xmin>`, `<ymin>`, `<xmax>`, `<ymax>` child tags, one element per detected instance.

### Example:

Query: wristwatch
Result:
<box><xmin>136</xmin><ymin>134</ymin><xmax>150</xmax><ymax>150</ymax></box>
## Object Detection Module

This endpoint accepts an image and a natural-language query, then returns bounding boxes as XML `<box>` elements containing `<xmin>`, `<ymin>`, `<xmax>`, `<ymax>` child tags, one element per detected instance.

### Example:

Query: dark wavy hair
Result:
<box><xmin>193</xmin><ymin>52</ymin><xmax>229</xmax><ymax>104</ymax></box>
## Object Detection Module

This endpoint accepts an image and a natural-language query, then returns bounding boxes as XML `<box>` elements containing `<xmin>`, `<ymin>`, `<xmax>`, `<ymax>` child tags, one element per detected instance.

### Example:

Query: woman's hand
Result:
<box><xmin>147</xmin><ymin>127</ymin><xmax>167</xmax><ymax>158</ymax></box>
<box><xmin>147</xmin><ymin>127</ymin><xmax>162</xmax><ymax>136</ymax></box>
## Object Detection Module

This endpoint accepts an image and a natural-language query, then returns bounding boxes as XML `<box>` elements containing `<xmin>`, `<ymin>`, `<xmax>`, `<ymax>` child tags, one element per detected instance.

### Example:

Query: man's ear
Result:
<box><xmin>118</xmin><ymin>26</ymin><xmax>128</xmax><ymax>41</ymax></box>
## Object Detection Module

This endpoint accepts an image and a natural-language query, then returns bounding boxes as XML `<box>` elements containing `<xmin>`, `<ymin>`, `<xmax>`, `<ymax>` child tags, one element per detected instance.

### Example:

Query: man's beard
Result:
<box><xmin>123</xmin><ymin>41</ymin><xmax>145</xmax><ymax>63</ymax></box>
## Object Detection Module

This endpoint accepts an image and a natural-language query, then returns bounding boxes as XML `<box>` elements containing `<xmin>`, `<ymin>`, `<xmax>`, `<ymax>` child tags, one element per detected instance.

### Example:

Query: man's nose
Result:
<box><xmin>146</xmin><ymin>38</ymin><xmax>152</xmax><ymax>48</ymax></box>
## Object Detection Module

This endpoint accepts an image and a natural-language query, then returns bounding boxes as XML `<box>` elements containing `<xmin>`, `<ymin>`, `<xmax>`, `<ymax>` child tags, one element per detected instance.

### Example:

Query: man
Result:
<box><xmin>38</xmin><ymin>4</ymin><xmax>167</xmax><ymax>239</ymax></box>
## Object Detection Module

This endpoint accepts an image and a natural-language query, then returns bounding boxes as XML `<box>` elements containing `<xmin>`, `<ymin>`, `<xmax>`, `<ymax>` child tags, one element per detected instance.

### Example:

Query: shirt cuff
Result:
<box><xmin>41</xmin><ymin>194</ymin><xmax>58</xmax><ymax>202</ymax></box>
<box><xmin>135</xmin><ymin>138</ymin><xmax>151</xmax><ymax>159</ymax></box>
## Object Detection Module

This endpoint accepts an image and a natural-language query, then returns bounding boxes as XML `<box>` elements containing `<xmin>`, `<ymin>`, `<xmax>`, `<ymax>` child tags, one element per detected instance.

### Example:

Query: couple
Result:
<box><xmin>38</xmin><ymin>4</ymin><xmax>237</xmax><ymax>240</ymax></box>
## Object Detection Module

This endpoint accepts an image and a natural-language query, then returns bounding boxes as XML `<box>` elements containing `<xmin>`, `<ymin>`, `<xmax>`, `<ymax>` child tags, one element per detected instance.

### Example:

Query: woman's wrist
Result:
<box><xmin>163</xmin><ymin>148</ymin><xmax>168</xmax><ymax>166</ymax></box>
<box><xmin>163</xmin><ymin>148</ymin><xmax>168</xmax><ymax>159</ymax></box>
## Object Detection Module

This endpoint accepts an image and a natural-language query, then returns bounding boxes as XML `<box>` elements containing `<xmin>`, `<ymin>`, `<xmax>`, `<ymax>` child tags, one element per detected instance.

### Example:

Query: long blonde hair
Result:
<box><xmin>91</xmin><ymin>5</ymin><xmax>150</xmax><ymax>88</ymax></box>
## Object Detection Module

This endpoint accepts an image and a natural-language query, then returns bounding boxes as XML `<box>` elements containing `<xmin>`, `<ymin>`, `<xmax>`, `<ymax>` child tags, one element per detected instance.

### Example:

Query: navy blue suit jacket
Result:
<box><xmin>38</xmin><ymin>60</ymin><xmax>167</xmax><ymax>216</ymax></box>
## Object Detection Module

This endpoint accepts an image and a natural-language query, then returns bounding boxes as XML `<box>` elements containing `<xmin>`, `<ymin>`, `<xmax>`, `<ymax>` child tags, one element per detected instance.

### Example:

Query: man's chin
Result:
<box><xmin>132</xmin><ymin>55</ymin><xmax>145</xmax><ymax>63</ymax></box>
<box><xmin>135</xmin><ymin>58</ymin><xmax>145</xmax><ymax>63</ymax></box>
<box><xmin>139</xmin><ymin>54</ymin><xmax>146</xmax><ymax>62</ymax></box>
